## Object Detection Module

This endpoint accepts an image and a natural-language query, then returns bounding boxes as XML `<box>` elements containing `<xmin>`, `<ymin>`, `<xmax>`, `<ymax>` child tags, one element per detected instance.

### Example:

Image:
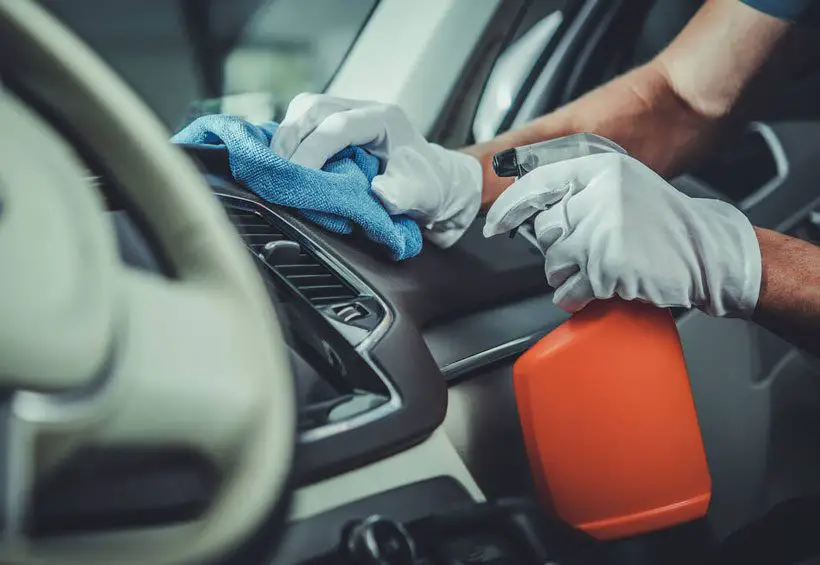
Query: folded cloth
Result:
<box><xmin>171</xmin><ymin>114</ymin><xmax>423</xmax><ymax>261</ymax></box>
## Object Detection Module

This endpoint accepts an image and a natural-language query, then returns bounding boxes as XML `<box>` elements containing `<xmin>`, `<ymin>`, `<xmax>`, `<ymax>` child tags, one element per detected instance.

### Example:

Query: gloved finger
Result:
<box><xmin>272</xmin><ymin>94</ymin><xmax>372</xmax><ymax>159</ymax></box>
<box><xmin>483</xmin><ymin>153</ymin><xmax>629</xmax><ymax>237</ymax></box>
<box><xmin>482</xmin><ymin>159</ymin><xmax>583</xmax><ymax>238</ymax></box>
<box><xmin>531</xmin><ymin>203</ymin><xmax>568</xmax><ymax>253</ymax></box>
<box><xmin>273</xmin><ymin>94</ymin><xmax>349</xmax><ymax>158</ymax></box>
<box><xmin>288</xmin><ymin>108</ymin><xmax>388</xmax><ymax>170</ymax></box>
<box><xmin>552</xmin><ymin>271</ymin><xmax>595</xmax><ymax>313</ymax></box>
<box><xmin>371</xmin><ymin>146</ymin><xmax>438</xmax><ymax>218</ymax></box>
<box><xmin>544</xmin><ymin>239</ymin><xmax>580</xmax><ymax>288</ymax></box>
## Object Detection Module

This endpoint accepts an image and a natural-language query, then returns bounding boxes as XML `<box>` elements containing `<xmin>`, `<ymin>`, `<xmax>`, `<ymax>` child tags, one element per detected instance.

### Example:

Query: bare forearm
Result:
<box><xmin>465</xmin><ymin>0</ymin><xmax>794</xmax><ymax>209</ymax></box>
<box><xmin>657</xmin><ymin>0</ymin><xmax>790</xmax><ymax>121</ymax></box>
<box><xmin>753</xmin><ymin>229</ymin><xmax>820</xmax><ymax>355</ymax></box>
<box><xmin>463</xmin><ymin>63</ymin><xmax>714</xmax><ymax>207</ymax></box>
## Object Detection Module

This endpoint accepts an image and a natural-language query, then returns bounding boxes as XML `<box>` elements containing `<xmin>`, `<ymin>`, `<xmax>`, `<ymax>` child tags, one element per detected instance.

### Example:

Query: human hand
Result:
<box><xmin>272</xmin><ymin>93</ymin><xmax>483</xmax><ymax>248</ymax></box>
<box><xmin>484</xmin><ymin>152</ymin><xmax>762</xmax><ymax>317</ymax></box>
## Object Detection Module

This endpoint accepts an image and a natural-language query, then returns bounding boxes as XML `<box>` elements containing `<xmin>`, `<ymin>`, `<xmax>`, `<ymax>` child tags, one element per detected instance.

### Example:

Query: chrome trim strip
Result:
<box><xmin>739</xmin><ymin>122</ymin><xmax>790</xmax><ymax>211</ymax></box>
<box><xmin>216</xmin><ymin>193</ymin><xmax>402</xmax><ymax>443</ymax></box>
<box><xmin>440</xmin><ymin>331</ymin><xmax>545</xmax><ymax>381</ymax></box>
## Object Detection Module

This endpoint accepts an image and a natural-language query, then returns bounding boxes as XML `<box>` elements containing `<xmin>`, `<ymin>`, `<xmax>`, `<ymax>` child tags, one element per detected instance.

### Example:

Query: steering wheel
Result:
<box><xmin>0</xmin><ymin>2</ymin><xmax>295</xmax><ymax>564</ymax></box>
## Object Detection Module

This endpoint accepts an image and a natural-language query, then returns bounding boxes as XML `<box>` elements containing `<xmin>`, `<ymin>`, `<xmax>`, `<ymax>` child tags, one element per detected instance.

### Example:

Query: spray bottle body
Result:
<box><xmin>493</xmin><ymin>135</ymin><xmax>712</xmax><ymax>539</ymax></box>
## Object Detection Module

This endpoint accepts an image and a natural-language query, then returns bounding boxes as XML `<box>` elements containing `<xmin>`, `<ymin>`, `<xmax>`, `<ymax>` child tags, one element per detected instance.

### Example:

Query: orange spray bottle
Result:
<box><xmin>493</xmin><ymin>136</ymin><xmax>711</xmax><ymax>540</ymax></box>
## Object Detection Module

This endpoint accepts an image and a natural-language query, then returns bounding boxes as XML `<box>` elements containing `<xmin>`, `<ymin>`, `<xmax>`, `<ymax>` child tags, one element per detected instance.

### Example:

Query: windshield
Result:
<box><xmin>43</xmin><ymin>0</ymin><xmax>378</xmax><ymax>129</ymax></box>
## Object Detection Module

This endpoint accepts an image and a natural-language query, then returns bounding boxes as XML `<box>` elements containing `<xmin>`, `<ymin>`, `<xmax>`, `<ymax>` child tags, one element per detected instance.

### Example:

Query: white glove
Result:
<box><xmin>272</xmin><ymin>93</ymin><xmax>483</xmax><ymax>248</ymax></box>
<box><xmin>484</xmin><ymin>153</ymin><xmax>762</xmax><ymax>317</ymax></box>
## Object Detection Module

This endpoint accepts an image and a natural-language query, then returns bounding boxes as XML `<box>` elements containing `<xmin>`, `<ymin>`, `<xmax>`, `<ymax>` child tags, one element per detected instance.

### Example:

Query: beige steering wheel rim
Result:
<box><xmin>0</xmin><ymin>1</ymin><xmax>295</xmax><ymax>564</ymax></box>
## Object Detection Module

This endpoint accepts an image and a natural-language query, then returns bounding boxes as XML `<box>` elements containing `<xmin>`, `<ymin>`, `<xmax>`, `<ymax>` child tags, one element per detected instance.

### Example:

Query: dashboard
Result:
<box><xmin>180</xmin><ymin>121</ymin><xmax>820</xmax><ymax>563</ymax></box>
<box><xmin>9</xmin><ymin>0</ymin><xmax>820</xmax><ymax>561</ymax></box>
<box><xmin>115</xmin><ymin>124</ymin><xmax>820</xmax><ymax>563</ymax></box>
<box><xmin>172</xmin><ymin>144</ymin><xmax>566</xmax><ymax>486</ymax></box>
<box><xmin>41</xmin><ymin>120</ymin><xmax>820</xmax><ymax>565</ymax></box>
<box><xmin>101</xmin><ymin>141</ymin><xmax>575</xmax><ymax>563</ymax></box>
<box><xmin>66</xmin><ymin>115</ymin><xmax>820</xmax><ymax>565</ymax></box>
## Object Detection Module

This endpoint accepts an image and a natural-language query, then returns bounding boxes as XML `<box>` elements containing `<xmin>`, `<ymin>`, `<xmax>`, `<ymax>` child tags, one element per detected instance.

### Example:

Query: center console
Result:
<box><xmin>274</xmin><ymin>477</ymin><xmax>606</xmax><ymax>565</ymax></box>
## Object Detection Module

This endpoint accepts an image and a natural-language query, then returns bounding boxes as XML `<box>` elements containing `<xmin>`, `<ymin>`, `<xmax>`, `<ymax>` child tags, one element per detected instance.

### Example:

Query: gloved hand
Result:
<box><xmin>272</xmin><ymin>93</ymin><xmax>483</xmax><ymax>248</ymax></box>
<box><xmin>484</xmin><ymin>153</ymin><xmax>762</xmax><ymax>317</ymax></box>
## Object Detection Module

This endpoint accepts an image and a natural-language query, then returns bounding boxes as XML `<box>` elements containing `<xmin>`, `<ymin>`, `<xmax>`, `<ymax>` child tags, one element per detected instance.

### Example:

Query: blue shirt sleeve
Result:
<box><xmin>741</xmin><ymin>0</ymin><xmax>820</xmax><ymax>23</ymax></box>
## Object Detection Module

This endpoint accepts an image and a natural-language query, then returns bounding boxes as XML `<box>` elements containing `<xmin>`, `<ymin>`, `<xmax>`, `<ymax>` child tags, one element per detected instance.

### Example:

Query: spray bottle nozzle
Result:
<box><xmin>492</xmin><ymin>148</ymin><xmax>520</xmax><ymax>178</ymax></box>
<box><xmin>491</xmin><ymin>134</ymin><xmax>628</xmax><ymax>238</ymax></box>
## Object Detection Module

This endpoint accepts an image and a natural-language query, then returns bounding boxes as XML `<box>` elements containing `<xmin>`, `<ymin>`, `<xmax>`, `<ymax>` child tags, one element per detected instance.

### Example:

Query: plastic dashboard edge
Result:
<box><xmin>215</xmin><ymin>192</ymin><xmax>403</xmax><ymax>444</ymax></box>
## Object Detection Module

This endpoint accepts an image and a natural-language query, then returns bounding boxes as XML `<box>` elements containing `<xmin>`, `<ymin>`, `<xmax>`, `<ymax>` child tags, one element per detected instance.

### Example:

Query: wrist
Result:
<box><xmin>693</xmin><ymin>200</ymin><xmax>762</xmax><ymax>318</ymax></box>
<box><xmin>547</xmin><ymin>63</ymin><xmax>720</xmax><ymax>177</ymax></box>
<box><xmin>617</xmin><ymin>63</ymin><xmax>724</xmax><ymax>177</ymax></box>
<box><xmin>459</xmin><ymin>145</ymin><xmax>512</xmax><ymax>210</ymax></box>
<box><xmin>735</xmin><ymin>220</ymin><xmax>764</xmax><ymax>318</ymax></box>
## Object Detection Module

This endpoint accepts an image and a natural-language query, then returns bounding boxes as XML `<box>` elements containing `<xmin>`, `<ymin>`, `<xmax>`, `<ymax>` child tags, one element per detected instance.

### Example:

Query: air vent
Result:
<box><xmin>227</xmin><ymin>208</ymin><xmax>358</xmax><ymax>306</ymax></box>
<box><xmin>227</xmin><ymin>208</ymin><xmax>287</xmax><ymax>253</ymax></box>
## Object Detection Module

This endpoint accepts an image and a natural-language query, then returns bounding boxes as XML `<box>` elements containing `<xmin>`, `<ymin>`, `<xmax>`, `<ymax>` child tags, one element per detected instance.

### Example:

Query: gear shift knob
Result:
<box><xmin>341</xmin><ymin>515</ymin><xmax>417</xmax><ymax>565</ymax></box>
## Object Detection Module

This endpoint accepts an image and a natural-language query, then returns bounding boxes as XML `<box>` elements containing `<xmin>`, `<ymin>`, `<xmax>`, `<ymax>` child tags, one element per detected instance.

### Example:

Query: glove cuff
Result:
<box><xmin>424</xmin><ymin>145</ymin><xmax>483</xmax><ymax>248</ymax></box>
<box><xmin>734</xmin><ymin>215</ymin><xmax>763</xmax><ymax>318</ymax></box>
<box><xmin>699</xmin><ymin>201</ymin><xmax>762</xmax><ymax>318</ymax></box>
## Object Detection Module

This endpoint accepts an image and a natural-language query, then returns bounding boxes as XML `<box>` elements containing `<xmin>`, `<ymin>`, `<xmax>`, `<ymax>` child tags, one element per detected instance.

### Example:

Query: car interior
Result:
<box><xmin>2</xmin><ymin>0</ymin><xmax>820</xmax><ymax>563</ymax></box>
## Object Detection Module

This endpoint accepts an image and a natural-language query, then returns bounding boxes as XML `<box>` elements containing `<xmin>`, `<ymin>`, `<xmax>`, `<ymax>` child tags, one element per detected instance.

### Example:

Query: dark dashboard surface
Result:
<box><xmin>117</xmin><ymin>144</ymin><xmax>558</xmax><ymax>484</ymax></box>
<box><xmin>286</xmin><ymin>212</ymin><xmax>568</xmax><ymax>381</ymax></box>
<box><xmin>210</xmin><ymin>177</ymin><xmax>560</xmax><ymax>484</ymax></box>
<box><xmin>293</xmin><ymin>214</ymin><xmax>549</xmax><ymax>327</ymax></box>
<box><xmin>207</xmin><ymin>151</ymin><xmax>558</xmax><ymax>471</ymax></box>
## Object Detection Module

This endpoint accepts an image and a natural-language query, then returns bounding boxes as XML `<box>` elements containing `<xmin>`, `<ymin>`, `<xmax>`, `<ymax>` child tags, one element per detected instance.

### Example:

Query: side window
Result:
<box><xmin>472</xmin><ymin>4</ymin><xmax>565</xmax><ymax>142</ymax></box>
<box><xmin>470</xmin><ymin>0</ymin><xmax>661</xmax><ymax>142</ymax></box>
<box><xmin>429</xmin><ymin>0</ymin><xmax>567</xmax><ymax>149</ymax></box>
<box><xmin>43</xmin><ymin>0</ymin><xmax>378</xmax><ymax>128</ymax></box>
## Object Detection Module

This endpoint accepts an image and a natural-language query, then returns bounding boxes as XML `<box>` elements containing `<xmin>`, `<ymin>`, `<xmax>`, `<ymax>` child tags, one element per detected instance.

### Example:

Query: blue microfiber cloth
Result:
<box><xmin>171</xmin><ymin>114</ymin><xmax>422</xmax><ymax>261</ymax></box>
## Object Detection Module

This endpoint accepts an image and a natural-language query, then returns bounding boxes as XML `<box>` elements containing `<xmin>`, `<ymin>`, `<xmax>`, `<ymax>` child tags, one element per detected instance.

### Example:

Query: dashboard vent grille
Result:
<box><xmin>227</xmin><ymin>209</ymin><xmax>288</xmax><ymax>253</ymax></box>
<box><xmin>228</xmin><ymin>208</ymin><xmax>358</xmax><ymax>306</ymax></box>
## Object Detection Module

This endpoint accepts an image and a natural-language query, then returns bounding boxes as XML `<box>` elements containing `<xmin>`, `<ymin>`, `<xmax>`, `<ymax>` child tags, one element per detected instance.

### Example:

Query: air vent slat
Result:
<box><xmin>300</xmin><ymin>284</ymin><xmax>350</xmax><ymax>293</ymax></box>
<box><xmin>225</xmin><ymin>205</ymin><xmax>359</xmax><ymax>307</ymax></box>
<box><xmin>242</xmin><ymin>233</ymin><xmax>286</xmax><ymax>244</ymax></box>
<box><xmin>276</xmin><ymin>264</ymin><xmax>328</xmax><ymax>275</ymax></box>
<box><xmin>310</xmin><ymin>296</ymin><xmax>356</xmax><ymax>306</ymax></box>
<box><xmin>285</xmin><ymin>274</ymin><xmax>337</xmax><ymax>284</ymax></box>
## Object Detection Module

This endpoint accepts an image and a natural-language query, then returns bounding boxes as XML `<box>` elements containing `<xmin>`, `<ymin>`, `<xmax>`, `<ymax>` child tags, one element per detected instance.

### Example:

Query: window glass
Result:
<box><xmin>43</xmin><ymin>0</ymin><xmax>378</xmax><ymax>128</ymax></box>
<box><xmin>471</xmin><ymin>0</ymin><xmax>566</xmax><ymax>141</ymax></box>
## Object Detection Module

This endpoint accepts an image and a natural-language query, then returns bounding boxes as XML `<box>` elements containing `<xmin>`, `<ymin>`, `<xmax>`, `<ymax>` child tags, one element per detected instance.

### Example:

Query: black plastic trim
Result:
<box><xmin>506</xmin><ymin>0</ymin><xmax>655</xmax><ymax>128</ymax></box>
<box><xmin>271</xmin><ymin>477</ymin><xmax>473</xmax><ymax>565</ymax></box>
<box><xmin>556</xmin><ymin>0</ymin><xmax>655</xmax><ymax>106</ymax></box>
<box><xmin>495</xmin><ymin>0</ymin><xmax>587</xmax><ymax>134</ymax></box>
<box><xmin>201</xmin><ymin>178</ymin><xmax>448</xmax><ymax>484</ymax></box>
<box><xmin>428</xmin><ymin>0</ymin><xmax>531</xmax><ymax>146</ymax></box>
<box><xmin>294</xmin><ymin>304</ymin><xmax>448</xmax><ymax>484</ymax></box>
<box><xmin>424</xmin><ymin>293</ymin><xmax>569</xmax><ymax>382</ymax></box>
